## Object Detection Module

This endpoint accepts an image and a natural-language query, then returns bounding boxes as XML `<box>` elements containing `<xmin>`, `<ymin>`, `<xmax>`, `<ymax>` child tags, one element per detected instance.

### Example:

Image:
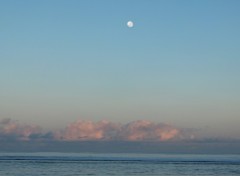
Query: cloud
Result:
<box><xmin>56</xmin><ymin>120</ymin><xmax>183</xmax><ymax>141</ymax></box>
<box><xmin>55</xmin><ymin>120</ymin><xmax>121</xmax><ymax>141</ymax></box>
<box><xmin>0</xmin><ymin>118</ymin><xmax>42</xmax><ymax>141</ymax></box>
<box><xmin>120</xmin><ymin>120</ymin><xmax>180</xmax><ymax>141</ymax></box>
<box><xmin>0</xmin><ymin>118</ymin><xmax>192</xmax><ymax>142</ymax></box>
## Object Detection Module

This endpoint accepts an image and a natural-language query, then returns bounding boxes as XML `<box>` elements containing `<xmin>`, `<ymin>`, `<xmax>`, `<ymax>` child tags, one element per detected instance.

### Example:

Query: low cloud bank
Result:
<box><xmin>0</xmin><ymin>118</ymin><xmax>191</xmax><ymax>142</ymax></box>
<box><xmin>1</xmin><ymin>118</ymin><xmax>240</xmax><ymax>154</ymax></box>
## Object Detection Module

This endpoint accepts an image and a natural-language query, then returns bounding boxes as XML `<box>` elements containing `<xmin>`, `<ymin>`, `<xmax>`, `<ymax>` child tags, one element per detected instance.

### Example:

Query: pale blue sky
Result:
<box><xmin>0</xmin><ymin>0</ymin><xmax>240</xmax><ymax>138</ymax></box>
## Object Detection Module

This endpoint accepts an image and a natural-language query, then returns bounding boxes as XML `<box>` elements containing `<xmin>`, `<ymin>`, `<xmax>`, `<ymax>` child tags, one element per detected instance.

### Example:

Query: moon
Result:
<box><xmin>127</xmin><ymin>21</ymin><xmax>134</xmax><ymax>28</ymax></box>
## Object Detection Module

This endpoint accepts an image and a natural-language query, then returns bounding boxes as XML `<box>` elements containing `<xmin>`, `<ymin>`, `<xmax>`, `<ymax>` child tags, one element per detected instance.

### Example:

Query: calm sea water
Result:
<box><xmin>0</xmin><ymin>153</ymin><xmax>240</xmax><ymax>176</ymax></box>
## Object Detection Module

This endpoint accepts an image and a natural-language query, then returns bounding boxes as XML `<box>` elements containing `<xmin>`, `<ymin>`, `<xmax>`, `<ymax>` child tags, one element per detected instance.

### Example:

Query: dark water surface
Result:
<box><xmin>0</xmin><ymin>153</ymin><xmax>240</xmax><ymax>176</ymax></box>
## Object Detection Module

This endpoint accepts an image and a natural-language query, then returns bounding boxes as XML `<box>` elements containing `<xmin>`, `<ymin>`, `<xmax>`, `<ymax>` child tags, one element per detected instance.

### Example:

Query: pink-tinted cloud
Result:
<box><xmin>55</xmin><ymin>120</ymin><xmax>121</xmax><ymax>141</ymax></box>
<box><xmin>0</xmin><ymin>118</ymin><xmax>41</xmax><ymax>141</ymax></box>
<box><xmin>120</xmin><ymin>120</ymin><xmax>180</xmax><ymax>141</ymax></box>
<box><xmin>56</xmin><ymin>120</ymin><xmax>182</xmax><ymax>141</ymax></box>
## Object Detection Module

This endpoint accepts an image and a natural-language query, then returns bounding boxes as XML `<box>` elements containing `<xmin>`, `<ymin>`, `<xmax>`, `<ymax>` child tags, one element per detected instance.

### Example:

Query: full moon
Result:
<box><xmin>127</xmin><ymin>21</ymin><xmax>134</xmax><ymax>28</ymax></box>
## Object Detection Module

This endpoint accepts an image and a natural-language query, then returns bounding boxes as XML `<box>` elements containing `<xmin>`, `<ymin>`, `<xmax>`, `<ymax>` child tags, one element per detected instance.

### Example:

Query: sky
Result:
<box><xmin>0</xmin><ymin>0</ymin><xmax>240</xmax><ymax>148</ymax></box>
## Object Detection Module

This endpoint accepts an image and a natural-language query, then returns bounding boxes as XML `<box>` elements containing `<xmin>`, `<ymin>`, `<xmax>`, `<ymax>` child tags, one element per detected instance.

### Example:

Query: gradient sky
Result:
<box><xmin>1</xmin><ymin>0</ymin><xmax>240</xmax><ymax>139</ymax></box>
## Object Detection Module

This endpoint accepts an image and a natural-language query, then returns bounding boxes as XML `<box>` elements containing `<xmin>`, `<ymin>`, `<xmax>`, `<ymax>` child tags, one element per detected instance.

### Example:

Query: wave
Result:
<box><xmin>0</xmin><ymin>153</ymin><xmax>240</xmax><ymax>164</ymax></box>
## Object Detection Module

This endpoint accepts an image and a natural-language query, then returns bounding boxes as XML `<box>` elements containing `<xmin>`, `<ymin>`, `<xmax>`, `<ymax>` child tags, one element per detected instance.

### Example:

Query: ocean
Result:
<box><xmin>0</xmin><ymin>153</ymin><xmax>240</xmax><ymax>176</ymax></box>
